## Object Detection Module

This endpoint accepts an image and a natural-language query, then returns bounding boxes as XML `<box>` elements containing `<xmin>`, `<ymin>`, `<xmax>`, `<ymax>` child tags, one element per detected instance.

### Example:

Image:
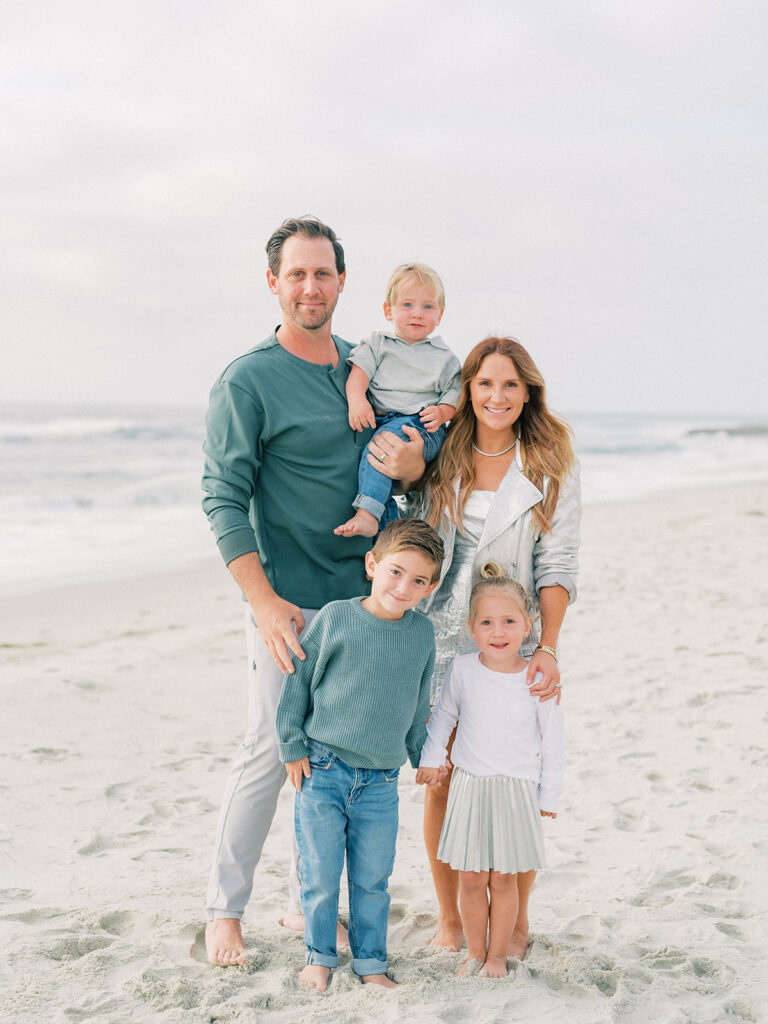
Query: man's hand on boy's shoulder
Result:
<box><xmin>286</xmin><ymin>757</ymin><xmax>311</xmax><ymax>791</ymax></box>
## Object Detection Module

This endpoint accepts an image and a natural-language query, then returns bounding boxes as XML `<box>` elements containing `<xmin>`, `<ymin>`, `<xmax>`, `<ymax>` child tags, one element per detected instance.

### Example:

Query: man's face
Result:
<box><xmin>266</xmin><ymin>235</ymin><xmax>345</xmax><ymax>332</ymax></box>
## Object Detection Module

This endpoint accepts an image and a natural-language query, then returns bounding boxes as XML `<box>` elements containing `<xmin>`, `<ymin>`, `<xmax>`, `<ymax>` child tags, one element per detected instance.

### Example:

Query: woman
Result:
<box><xmin>405</xmin><ymin>336</ymin><xmax>580</xmax><ymax>957</ymax></box>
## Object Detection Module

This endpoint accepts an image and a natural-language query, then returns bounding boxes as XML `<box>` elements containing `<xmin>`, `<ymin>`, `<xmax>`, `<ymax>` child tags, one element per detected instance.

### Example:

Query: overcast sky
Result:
<box><xmin>3</xmin><ymin>1</ymin><xmax>766</xmax><ymax>417</ymax></box>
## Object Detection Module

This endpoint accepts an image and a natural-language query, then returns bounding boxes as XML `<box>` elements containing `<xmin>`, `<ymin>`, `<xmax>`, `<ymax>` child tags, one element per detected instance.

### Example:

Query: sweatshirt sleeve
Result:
<box><xmin>535</xmin><ymin>697</ymin><xmax>566</xmax><ymax>812</ymax></box>
<box><xmin>201</xmin><ymin>379</ymin><xmax>264</xmax><ymax>565</ymax></box>
<box><xmin>419</xmin><ymin>658</ymin><xmax>461</xmax><ymax>767</ymax></box>
<box><xmin>276</xmin><ymin>629</ymin><xmax>322</xmax><ymax>764</ymax></box>
<box><xmin>405</xmin><ymin>629</ymin><xmax>435</xmax><ymax>768</ymax></box>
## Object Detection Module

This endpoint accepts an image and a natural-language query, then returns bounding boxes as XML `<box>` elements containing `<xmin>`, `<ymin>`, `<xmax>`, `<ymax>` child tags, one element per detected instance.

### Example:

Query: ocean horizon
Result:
<box><xmin>1</xmin><ymin>401</ymin><xmax>766</xmax><ymax>598</ymax></box>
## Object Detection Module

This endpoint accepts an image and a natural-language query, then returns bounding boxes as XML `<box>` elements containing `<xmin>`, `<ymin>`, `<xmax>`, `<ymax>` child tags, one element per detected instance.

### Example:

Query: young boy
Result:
<box><xmin>334</xmin><ymin>263</ymin><xmax>461</xmax><ymax>539</ymax></box>
<box><xmin>276</xmin><ymin>518</ymin><xmax>444</xmax><ymax>992</ymax></box>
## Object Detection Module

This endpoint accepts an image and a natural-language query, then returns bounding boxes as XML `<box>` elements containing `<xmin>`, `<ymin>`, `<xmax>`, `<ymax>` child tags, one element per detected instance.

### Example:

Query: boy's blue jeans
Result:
<box><xmin>294</xmin><ymin>740</ymin><xmax>400</xmax><ymax>976</ymax></box>
<box><xmin>354</xmin><ymin>412</ymin><xmax>446</xmax><ymax>525</ymax></box>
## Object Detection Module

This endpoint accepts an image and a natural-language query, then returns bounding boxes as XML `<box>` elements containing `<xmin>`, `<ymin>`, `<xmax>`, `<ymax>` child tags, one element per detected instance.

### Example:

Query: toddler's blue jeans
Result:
<box><xmin>294</xmin><ymin>739</ymin><xmax>400</xmax><ymax>976</ymax></box>
<box><xmin>353</xmin><ymin>412</ymin><xmax>446</xmax><ymax>525</ymax></box>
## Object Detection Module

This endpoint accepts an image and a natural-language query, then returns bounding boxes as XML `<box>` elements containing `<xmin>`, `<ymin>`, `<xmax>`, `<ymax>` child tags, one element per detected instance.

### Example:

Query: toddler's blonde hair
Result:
<box><xmin>385</xmin><ymin>262</ymin><xmax>445</xmax><ymax>310</ymax></box>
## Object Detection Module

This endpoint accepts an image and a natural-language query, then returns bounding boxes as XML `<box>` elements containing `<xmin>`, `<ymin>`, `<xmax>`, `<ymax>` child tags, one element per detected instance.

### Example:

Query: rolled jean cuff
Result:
<box><xmin>353</xmin><ymin>493</ymin><xmax>386</xmax><ymax>519</ymax></box>
<box><xmin>353</xmin><ymin>956</ymin><xmax>388</xmax><ymax>976</ymax></box>
<box><xmin>208</xmin><ymin>909</ymin><xmax>244</xmax><ymax>921</ymax></box>
<box><xmin>307</xmin><ymin>949</ymin><xmax>339</xmax><ymax>969</ymax></box>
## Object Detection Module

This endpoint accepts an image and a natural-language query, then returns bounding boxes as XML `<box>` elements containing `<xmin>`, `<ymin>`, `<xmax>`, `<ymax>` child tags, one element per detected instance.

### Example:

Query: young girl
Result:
<box><xmin>416</xmin><ymin>575</ymin><xmax>565</xmax><ymax>978</ymax></box>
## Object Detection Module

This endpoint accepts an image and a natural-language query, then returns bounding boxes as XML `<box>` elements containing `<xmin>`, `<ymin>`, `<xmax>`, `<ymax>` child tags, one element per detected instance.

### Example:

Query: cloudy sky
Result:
<box><xmin>3</xmin><ymin>1</ymin><xmax>766</xmax><ymax>417</ymax></box>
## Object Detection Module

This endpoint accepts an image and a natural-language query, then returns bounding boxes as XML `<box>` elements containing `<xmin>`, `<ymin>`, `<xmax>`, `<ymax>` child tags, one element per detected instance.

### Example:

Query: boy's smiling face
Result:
<box><xmin>383</xmin><ymin>278</ymin><xmax>443</xmax><ymax>344</ymax></box>
<box><xmin>363</xmin><ymin>548</ymin><xmax>439</xmax><ymax>620</ymax></box>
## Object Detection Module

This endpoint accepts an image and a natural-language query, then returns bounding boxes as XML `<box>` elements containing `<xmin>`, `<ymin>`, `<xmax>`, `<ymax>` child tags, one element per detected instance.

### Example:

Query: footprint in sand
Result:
<box><xmin>629</xmin><ymin>868</ymin><xmax>696</xmax><ymax>907</ymax></box>
<box><xmin>715</xmin><ymin>921</ymin><xmax>746</xmax><ymax>940</ymax></box>
<box><xmin>77</xmin><ymin>831</ymin><xmax>152</xmax><ymax>856</ymax></box>
<box><xmin>29</xmin><ymin>747</ymin><xmax>70</xmax><ymax>761</ymax></box>
<box><xmin>705</xmin><ymin>871</ymin><xmax>740</xmax><ymax>890</ymax></box>
<box><xmin>44</xmin><ymin>934</ymin><xmax>115</xmax><ymax>961</ymax></box>
<box><xmin>99</xmin><ymin>910</ymin><xmax>138</xmax><ymax>936</ymax></box>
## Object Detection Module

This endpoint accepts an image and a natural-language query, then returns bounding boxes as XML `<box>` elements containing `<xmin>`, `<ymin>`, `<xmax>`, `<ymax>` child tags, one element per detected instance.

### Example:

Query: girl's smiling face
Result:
<box><xmin>468</xmin><ymin>592</ymin><xmax>531</xmax><ymax>672</ymax></box>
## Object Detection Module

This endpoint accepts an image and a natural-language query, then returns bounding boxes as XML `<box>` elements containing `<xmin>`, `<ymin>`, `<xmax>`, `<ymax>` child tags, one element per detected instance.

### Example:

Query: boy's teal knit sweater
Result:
<box><xmin>276</xmin><ymin>597</ymin><xmax>435</xmax><ymax>770</ymax></box>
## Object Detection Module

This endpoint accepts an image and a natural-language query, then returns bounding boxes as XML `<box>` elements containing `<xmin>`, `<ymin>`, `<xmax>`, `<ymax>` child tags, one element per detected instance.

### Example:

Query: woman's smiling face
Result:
<box><xmin>469</xmin><ymin>352</ymin><xmax>529</xmax><ymax>434</ymax></box>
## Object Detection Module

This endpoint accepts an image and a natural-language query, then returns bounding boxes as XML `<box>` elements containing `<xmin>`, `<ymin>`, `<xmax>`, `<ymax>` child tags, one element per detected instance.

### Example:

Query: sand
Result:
<box><xmin>2</xmin><ymin>482</ymin><xmax>767</xmax><ymax>1024</ymax></box>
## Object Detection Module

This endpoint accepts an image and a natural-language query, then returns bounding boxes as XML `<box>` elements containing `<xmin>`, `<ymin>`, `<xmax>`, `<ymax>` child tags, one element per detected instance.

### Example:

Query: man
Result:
<box><xmin>202</xmin><ymin>217</ymin><xmax>425</xmax><ymax>965</ymax></box>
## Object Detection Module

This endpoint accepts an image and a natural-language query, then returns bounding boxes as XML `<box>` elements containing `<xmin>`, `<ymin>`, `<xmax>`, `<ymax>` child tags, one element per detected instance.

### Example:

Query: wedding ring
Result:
<box><xmin>380</xmin><ymin>452</ymin><xmax>388</xmax><ymax>462</ymax></box>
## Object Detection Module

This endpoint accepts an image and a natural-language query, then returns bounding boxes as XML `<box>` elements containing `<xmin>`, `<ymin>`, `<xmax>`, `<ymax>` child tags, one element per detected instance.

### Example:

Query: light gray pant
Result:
<box><xmin>206</xmin><ymin>606</ymin><xmax>319</xmax><ymax>920</ymax></box>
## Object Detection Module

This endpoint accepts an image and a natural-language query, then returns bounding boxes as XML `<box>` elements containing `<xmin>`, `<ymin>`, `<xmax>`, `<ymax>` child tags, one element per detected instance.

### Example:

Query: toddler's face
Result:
<box><xmin>364</xmin><ymin>548</ymin><xmax>438</xmax><ymax>620</ymax></box>
<box><xmin>468</xmin><ymin>593</ymin><xmax>531</xmax><ymax>670</ymax></box>
<box><xmin>383</xmin><ymin>279</ymin><xmax>443</xmax><ymax>344</ymax></box>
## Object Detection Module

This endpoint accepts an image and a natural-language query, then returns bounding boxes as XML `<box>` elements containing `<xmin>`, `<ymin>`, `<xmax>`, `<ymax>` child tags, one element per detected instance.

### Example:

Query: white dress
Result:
<box><xmin>420</xmin><ymin>653</ymin><xmax>566</xmax><ymax>874</ymax></box>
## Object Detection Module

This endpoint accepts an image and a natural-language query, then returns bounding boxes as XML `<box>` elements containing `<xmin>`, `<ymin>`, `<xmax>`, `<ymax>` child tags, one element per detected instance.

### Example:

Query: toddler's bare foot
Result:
<box><xmin>279</xmin><ymin>913</ymin><xmax>349</xmax><ymax>947</ymax></box>
<box><xmin>334</xmin><ymin>509</ymin><xmax>379</xmax><ymax>537</ymax></box>
<box><xmin>428</xmin><ymin>919</ymin><xmax>464</xmax><ymax>952</ymax></box>
<box><xmin>362</xmin><ymin>973</ymin><xmax>398</xmax><ymax>988</ymax></box>
<box><xmin>508</xmin><ymin>928</ymin><xmax>530</xmax><ymax>960</ymax></box>
<box><xmin>299</xmin><ymin>964</ymin><xmax>331</xmax><ymax>992</ymax></box>
<box><xmin>479</xmin><ymin>954</ymin><xmax>508</xmax><ymax>978</ymax></box>
<box><xmin>206</xmin><ymin>918</ymin><xmax>247</xmax><ymax>965</ymax></box>
<box><xmin>456</xmin><ymin>957</ymin><xmax>483</xmax><ymax>977</ymax></box>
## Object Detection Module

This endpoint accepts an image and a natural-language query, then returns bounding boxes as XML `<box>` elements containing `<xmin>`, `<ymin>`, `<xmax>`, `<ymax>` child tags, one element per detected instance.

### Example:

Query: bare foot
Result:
<box><xmin>299</xmin><ymin>964</ymin><xmax>331</xmax><ymax>992</ymax></box>
<box><xmin>508</xmin><ymin>928</ymin><xmax>530</xmax><ymax>960</ymax></box>
<box><xmin>279</xmin><ymin>913</ymin><xmax>349</xmax><ymax>948</ymax></box>
<box><xmin>205</xmin><ymin>918</ymin><xmax>247</xmax><ymax>965</ymax></box>
<box><xmin>456</xmin><ymin>957</ymin><xmax>483</xmax><ymax>977</ymax></box>
<box><xmin>362</xmin><ymin>973</ymin><xmax>398</xmax><ymax>988</ymax></box>
<box><xmin>334</xmin><ymin>509</ymin><xmax>379</xmax><ymax>537</ymax></box>
<box><xmin>479</xmin><ymin>954</ymin><xmax>508</xmax><ymax>978</ymax></box>
<box><xmin>428</xmin><ymin>919</ymin><xmax>464</xmax><ymax>952</ymax></box>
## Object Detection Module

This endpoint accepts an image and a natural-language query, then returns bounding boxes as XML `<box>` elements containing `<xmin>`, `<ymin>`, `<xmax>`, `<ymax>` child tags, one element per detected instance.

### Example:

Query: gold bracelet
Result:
<box><xmin>535</xmin><ymin>644</ymin><xmax>558</xmax><ymax>662</ymax></box>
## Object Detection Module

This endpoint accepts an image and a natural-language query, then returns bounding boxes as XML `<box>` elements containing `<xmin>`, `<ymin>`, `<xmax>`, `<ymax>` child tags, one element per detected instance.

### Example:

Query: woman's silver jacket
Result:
<box><xmin>408</xmin><ymin>446</ymin><xmax>581</xmax><ymax>697</ymax></box>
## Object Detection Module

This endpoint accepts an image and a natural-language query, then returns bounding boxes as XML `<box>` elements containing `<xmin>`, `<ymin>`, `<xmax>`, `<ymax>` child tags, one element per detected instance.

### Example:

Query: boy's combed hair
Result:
<box><xmin>371</xmin><ymin>518</ymin><xmax>445</xmax><ymax>582</ymax></box>
<box><xmin>385</xmin><ymin>263</ymin><xmax>445</xmax><ymax>310</ymax></box>
<box><xmin>469</xmin><ymin>570</ymin><xmax>530</xmax><ymax>622</ymax></box>
<box><xmin>265</xmin><ymin>215</ymin><xmax>345</xmax><ymax>276</ymax></box>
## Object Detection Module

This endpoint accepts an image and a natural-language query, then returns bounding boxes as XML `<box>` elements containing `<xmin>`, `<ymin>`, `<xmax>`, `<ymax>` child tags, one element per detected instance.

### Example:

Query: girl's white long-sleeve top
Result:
<box><xmin>419</xmin><ymin>653</ymin><xmax>566</xmax><ymax>813</ymax></box>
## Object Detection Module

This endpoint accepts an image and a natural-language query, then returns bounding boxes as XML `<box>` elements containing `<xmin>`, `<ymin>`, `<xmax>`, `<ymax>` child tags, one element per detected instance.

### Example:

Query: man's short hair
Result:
<box><xmin>384</xmin><ymin>263</ymin><xmax>445</xmax><ymax>310</ymax></box>
<box><xmin>370</xmin><ymin>518</ymin><xmax>444</xmax><ymax>583</ymax></box>
<box><xmin>265</xmin><ymin>216</ymin><xmax>345</xmax><ymax>276</ymax></box>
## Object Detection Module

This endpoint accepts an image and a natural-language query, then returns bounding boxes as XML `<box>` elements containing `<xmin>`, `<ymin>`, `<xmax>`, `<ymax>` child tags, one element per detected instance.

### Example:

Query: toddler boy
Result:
<box><xmin>334</xmin><ymin>263</ymin><xmax>461</xmax><ymax>538</ymax></box>
<box><xmin>276</xmin><ymin>518</ymin><xmax>444</xmax><ymax>991</ymax></box>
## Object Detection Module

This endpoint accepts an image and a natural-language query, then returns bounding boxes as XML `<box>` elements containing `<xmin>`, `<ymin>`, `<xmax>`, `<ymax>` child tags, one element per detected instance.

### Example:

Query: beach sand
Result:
<box><xmin>2</xmin><ymin>483</ymin><xmax>767</xmax><ymax>1024</ymax></box>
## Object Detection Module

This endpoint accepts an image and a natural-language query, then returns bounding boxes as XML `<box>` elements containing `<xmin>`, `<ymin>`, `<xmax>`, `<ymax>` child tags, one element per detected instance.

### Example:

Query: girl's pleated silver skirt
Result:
<box><xmin>437</xmin><ymin>766</ymin><xmax>546</xmax><ymax>874</ymax></box>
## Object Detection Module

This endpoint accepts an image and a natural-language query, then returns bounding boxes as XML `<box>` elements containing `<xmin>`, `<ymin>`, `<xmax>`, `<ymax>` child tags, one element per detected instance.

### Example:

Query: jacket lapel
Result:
<box><xmin>476</xmin><ymin>448</ymin><xmax>542</xmax><ymax>553</ymax></box>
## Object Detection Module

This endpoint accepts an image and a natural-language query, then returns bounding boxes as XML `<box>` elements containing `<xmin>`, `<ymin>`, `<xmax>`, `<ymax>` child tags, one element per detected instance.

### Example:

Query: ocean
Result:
<box><xmin>1</xmin><ymin>402</ymin><xmax>766</xmax><ymax>598</ymax></box>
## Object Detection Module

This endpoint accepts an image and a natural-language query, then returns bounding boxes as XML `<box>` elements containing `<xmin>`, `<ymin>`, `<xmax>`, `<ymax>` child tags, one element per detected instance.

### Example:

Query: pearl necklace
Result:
<box><xmin>471</xmin><ymin>438</ymin><xmax>517</xmax><ymax>457</ymax></box>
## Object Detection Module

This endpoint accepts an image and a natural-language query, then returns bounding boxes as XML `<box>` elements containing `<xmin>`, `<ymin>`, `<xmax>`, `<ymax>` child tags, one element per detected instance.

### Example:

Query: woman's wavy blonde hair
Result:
<box><xmin>421</xmin><ymin>336</ymin><xmax>575</xmax><ymax>535</ymax></box>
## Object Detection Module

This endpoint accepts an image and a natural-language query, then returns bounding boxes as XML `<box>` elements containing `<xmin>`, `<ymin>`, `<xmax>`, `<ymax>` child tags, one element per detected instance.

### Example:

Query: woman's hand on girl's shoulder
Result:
<box><xmin>540</xmin><ymin>810</ymin><xmax>558</xmax><ymax>819</ymax></box>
